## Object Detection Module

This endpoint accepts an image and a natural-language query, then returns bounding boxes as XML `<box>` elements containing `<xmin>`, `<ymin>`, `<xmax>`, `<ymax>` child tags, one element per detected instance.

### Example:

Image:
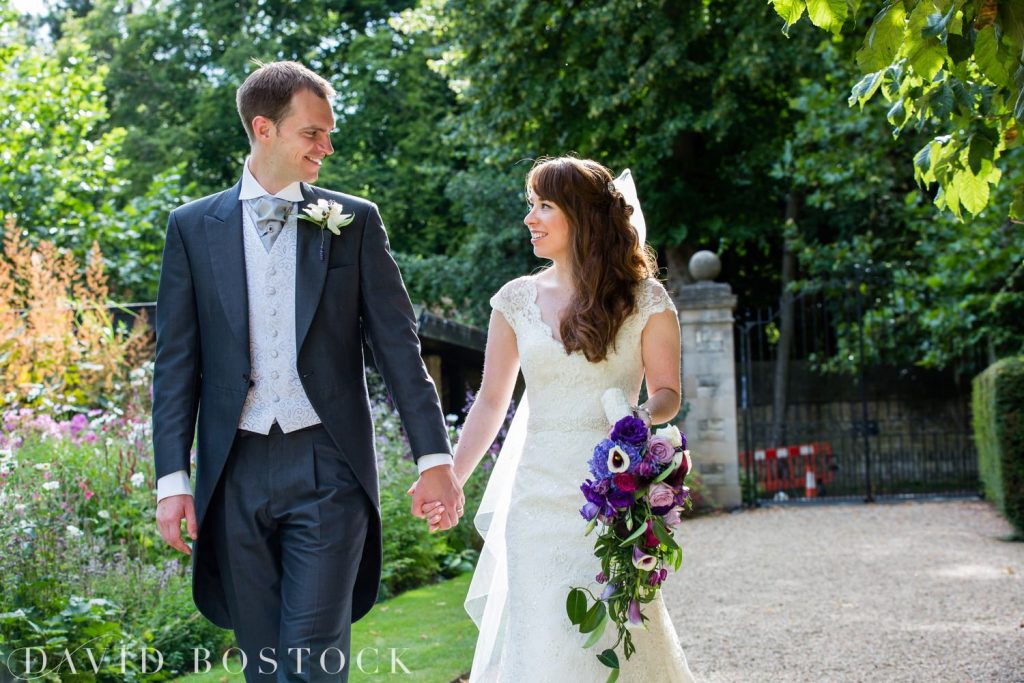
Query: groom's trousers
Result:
<box><xmin>208</xmin><ymin>422</ymin><xmax>372</xmax><ymax>682</ymax></box>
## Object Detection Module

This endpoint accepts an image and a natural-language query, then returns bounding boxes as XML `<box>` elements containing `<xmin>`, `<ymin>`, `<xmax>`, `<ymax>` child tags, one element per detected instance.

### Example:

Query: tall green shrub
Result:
<box><xmin>972</xmin><ymin>357</ymin><xmax>1024</xmax><ymax>535</ymax></box>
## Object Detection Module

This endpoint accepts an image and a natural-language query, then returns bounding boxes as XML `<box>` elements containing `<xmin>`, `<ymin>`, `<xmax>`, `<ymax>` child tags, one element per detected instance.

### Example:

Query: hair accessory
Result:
<box><xmin>611</xmin><ymin>169</ymin><xmax>646</xmax><ymax>245</ymax></box>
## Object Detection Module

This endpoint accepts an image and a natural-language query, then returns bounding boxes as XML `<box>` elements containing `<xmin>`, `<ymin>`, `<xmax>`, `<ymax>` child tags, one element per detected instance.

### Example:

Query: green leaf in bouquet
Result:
<box><xmin>580</xmin><ymin>601</ymin><xmax>607</xmax><ymax>634</ymax></box>
<box><xmin>567</xmin><ymin>588</ymin><xmax>588</xmax><ymax>625</ymax></box>
<box><xmin>651</xmin><ymin>461</ymin><xmax>677</xmax><ymax>484</ymax></box>
<box><xmin>652</xmin><ymin>517</ymin><xmax>679</xmax><ymax>550</ymax></box>
<box><xmin>584</xmin><ymin>518</ymin><xmax>599</xmax><ymax>536</ymax></box>
<box><xmin>618</xmin><ymin>520</ymin><xmax>648</xmax><ymax>547</ymax></box>
<box><xmin>605</xmin><ymin>668</ymin><xmax>620</xmax><ymax>683</ymax></box>
<box><xmin>582</xmin><ymin>608</ymin><xmax>609</xmax><ymax>648</ymax></box>
<box><xmin>598</xmin><ymin>648</ymin><xmax>620</xmax><ymax>669</ymax></box>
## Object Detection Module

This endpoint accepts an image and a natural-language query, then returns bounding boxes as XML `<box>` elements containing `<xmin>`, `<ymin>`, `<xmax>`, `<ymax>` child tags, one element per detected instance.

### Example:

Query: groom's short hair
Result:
<box><xmin>236</xmin><ymin>60</ymin><xmax>336</xmax><ymax>144</ymax></box>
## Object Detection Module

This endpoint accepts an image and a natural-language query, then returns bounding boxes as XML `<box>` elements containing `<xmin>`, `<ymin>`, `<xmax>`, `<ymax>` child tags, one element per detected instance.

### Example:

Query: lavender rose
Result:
<box><xmin>647</xmin><ymin>482</ymin><xmax>676</xmax><ymax>511</ymax></box>
<box><xmin>647</xmin><ymin>436</ymin><xmax>675</xmax><ymax>465</ymax></box>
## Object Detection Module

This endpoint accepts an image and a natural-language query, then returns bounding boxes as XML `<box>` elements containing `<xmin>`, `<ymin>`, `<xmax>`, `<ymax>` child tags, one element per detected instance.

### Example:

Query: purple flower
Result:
<box><xmin>589</xmin><ymin>440</ymin><xmax>616</xmax><ymax>480</ymax></box>
<box><xmin>635</xmin><ymin>460</ymin><xmax>658</xmax><ymax>478</ymax></box>
<box><xmin>643</xmin><ymin>519</ymin><xmax>659</xmax><ymax>547</ymax></box>
<box><xmin>647</xmin><ymin>436</ymin><xmax>675</xmax><ymax>464</ymax></box>
<box><xmin>69</xmin><ymin>414</ymin><xmax>88</xmax><ymax>434</ymax></box>
<box><xmin>607</xmin><ymin>488</ymin><xmax>634</xmax><ymax>509</ymax></box>
<box><xmin>610</xmin><ymin>416</ymin><xmax>648</xmax><ymax>446</ymax></box>
<box><xmin>648</xmin><ymin>568</ymin><xmax>668</xmax><ymax>586</ymax></box>
<box><xmin>591</xmin><ymin>439</ymin><xmax>642</xmax><ymax>479</ymax></box>
<box><xmin>600</xmin><ymin>583</ymin><xmax>618</xmax><ymax>601</ymax></box>
<box><xmin>595</xmin><ymin>571</ymin><xmax>607</xmax><ymax>584</ymax></box>
<box><xmin>631</xmin><ymin>545</ymin><xmax>657</xmax><ymax>571</ymax></box>
<box><xmin>674</xmin><ymin>485</ymin><xmax>691</xmax><ymax>507</ymax></box>
<box><xmin>627</xmin><ymin>599</ymin><xmax>643</xmax><ymax>626</ymax></box>
<box><xmin>581</xmin><ymin>480</ymin><xmax>615</xmax><ymax>519</ymax></box>
<box><xmin>647</xmin><ymin>482</ymin><xmax>676</xmax><ymax>514</ymax></box>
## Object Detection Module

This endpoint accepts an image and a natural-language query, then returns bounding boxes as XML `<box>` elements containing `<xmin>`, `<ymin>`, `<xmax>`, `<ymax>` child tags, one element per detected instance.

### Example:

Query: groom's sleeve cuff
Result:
<box><xmin>416</xmin><ymin>453</ymin><xmax>454</xmax><ymax>474</ymax></box>
<box><xmin>157</xmin><ymin>470</ymin><xmax>193</xmax><ymax>501</ymax></box>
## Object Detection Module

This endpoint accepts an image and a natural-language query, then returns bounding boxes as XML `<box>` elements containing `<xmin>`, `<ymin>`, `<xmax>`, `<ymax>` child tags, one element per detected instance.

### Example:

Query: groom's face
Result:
<box><xmin>265</xmin><ymin>88</ymin><xmax>336</xmax><ymax>183</ymax></box>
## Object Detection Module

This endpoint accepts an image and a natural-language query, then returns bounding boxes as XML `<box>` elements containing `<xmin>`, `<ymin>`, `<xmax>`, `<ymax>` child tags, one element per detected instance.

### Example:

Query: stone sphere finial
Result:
<box><xmin>689</xmin><ymin>250</ymin><xmax>721</xmax><ymax>282</ymax></box>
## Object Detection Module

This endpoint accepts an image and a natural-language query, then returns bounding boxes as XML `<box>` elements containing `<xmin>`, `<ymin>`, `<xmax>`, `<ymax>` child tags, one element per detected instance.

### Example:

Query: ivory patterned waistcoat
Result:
<box><xmin>236</xmin><ymin>204</ymin><xmax>321</xmax><ymax>433</ymax></box>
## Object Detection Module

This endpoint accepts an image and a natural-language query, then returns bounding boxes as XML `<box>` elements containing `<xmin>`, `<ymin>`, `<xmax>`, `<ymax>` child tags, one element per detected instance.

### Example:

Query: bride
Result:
<box><xmin>414</xmin><ymin>156</ymin><xmax>695</xmax><ymax>681</ymax></box>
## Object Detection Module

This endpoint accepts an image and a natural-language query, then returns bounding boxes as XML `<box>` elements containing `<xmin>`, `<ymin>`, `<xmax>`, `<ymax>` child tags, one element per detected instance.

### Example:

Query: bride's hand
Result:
<box><xmin>406</xmin><ymin>481</ymin><xmax>448</xmax><ymax>530</ymax></box>
<box><xmin>421</xmin><ymin>500</ymin><xmax>446</xmax><ymax>529</ymax></box>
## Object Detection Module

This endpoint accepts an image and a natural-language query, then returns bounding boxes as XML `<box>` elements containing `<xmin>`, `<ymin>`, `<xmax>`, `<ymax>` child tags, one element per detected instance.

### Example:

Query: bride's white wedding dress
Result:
<box><xmin>465</xmin><ymin>274</ymin><xmax>696</xmax><ymax>682</ymax></box>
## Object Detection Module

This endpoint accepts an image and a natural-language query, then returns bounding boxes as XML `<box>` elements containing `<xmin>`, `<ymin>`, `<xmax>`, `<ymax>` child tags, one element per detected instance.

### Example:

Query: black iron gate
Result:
<box><xmin>735</xmin><ymin>277</ymin><xmax>981</xmax><ymax>505</ymax></box>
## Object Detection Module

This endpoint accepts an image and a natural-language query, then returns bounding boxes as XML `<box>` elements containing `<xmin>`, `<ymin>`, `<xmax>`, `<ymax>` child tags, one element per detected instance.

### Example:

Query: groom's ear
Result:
<box><xmin>251</xmin><ymin>115</ymin><xmax>275</xmax><ymax>143</ymax></box>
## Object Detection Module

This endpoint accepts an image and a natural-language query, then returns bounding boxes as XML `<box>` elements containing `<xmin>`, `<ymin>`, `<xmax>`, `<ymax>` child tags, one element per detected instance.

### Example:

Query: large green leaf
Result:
<box><xmin>849</xmin><ymin>69</ymin><xmax>885</xmax><ymax>107</ymax></box>
<box><xmin>857</xmin><ymin>1</ymin><xmax>906</xmax><ymax>72</ymax></box>
<box><xmin>903</xmin><ymin>0</ymin><xmax>946</xmax><ymax>80</ymax></box>
<box><xmin>567</xmin><ymin>588</ymin><xmax>588</xmax><ymax>625</ymax></box>
<box><xmin>952</xmin><ymin>166</ymin><xmax>990</xmax><ymax>215</ymax></box>
<box><xmin>975</xmin><ymin>26</ymin><xmax>1012</xmax><ymax>88</ymax></box>
<box><xmin>580</xmin><ymin>601</ymin><xmax>608</xmax><ymax>634</ymax></box>
<box><xmin>771</xmin><ymin>0</ymin><xmax>806</xmax><ymax>31</ymax></box>
<box><xmin>597</xmin><ymin>649</ymin><xmax>620</xmax><ymax>669</ymax></box>
<box><xmin>806</xmin><ymin>0</ymin><xmax>848</xmax><ymax>34</ymax></box>
<box><xmin>582</xmin><ymin>610</ymin><xmax>609</xmax><ymax>648</ymax></box>
<box><xmin>967</xmin><ymin>131</ymin><xmax>996</xmax><ymax>175</ymax></box>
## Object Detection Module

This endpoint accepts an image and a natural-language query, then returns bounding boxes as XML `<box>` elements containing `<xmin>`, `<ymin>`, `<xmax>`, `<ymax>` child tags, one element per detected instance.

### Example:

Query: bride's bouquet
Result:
<box><xmin>567</xmin><ymin>408</ymin><xmax>692</xmax><ymax>681</ymax></box>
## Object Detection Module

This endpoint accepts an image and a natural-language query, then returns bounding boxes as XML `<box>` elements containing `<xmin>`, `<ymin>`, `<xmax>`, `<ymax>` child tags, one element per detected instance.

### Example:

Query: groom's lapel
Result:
<box><xmin>295</xmin><ymin>183</ymin><xmax>331</xmax><ymax>353</ymax></box>
<box><xmin>205</xmin><ymin>180</ymin><xmax>249</xmax><ymax>348</ymax></box>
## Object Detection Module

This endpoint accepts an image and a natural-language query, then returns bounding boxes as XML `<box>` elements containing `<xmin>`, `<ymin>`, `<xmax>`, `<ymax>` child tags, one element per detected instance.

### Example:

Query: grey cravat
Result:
<box><xmin>253</xmin><ymin>196</ymin><xmax>292</xmax><ymax>252</ymax></box>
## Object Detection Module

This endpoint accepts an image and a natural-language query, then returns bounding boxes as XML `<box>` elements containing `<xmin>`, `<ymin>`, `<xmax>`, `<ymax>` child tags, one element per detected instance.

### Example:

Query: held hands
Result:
<box><xmin>407</xmin><ymin>464</ymin><xmax>465</xmax><ymax>533</ymax></box>
<box><xmin>156</xmin><ymin>493</ymin><xmax>198</xmax><ymax>555</ymax></box>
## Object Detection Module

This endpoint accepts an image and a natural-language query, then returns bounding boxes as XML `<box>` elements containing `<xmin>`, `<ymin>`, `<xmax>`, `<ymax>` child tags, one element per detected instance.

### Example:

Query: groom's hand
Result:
<box><xmin>156</xmin><ymin>494</ymin><xmax>198</xmax><ymax>555</ymax></box>
<box><xmin>409</xmin><ymin>465</ymin><xmax>464</xmax><ymax>532</ymax></box>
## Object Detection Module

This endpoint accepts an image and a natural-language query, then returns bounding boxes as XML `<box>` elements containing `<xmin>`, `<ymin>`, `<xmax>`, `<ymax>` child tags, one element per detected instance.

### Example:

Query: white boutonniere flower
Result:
<box><xmin>300</xmin><ymin>199</ymin><xmax>354</xmax><ymax>236</ymax></box>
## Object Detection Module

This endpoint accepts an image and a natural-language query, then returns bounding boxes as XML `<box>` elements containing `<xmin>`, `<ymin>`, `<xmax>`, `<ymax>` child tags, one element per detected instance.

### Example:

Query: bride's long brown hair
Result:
<box><xmin>527</xmin><ymin>156</ymin><xmax>658</xmax><ymax>363</ymax></box>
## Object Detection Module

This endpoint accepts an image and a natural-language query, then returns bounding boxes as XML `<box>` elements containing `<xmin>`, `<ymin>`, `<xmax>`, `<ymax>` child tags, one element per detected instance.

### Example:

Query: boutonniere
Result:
<box><xmin>299</xmin><ymin>199</ymin><xmax>355</xmax><ymax>261</ymax></box>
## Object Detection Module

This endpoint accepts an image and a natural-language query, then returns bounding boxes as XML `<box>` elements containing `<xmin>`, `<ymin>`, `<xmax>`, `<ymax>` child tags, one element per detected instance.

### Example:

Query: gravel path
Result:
<box><xmin>664</xmin><ymin>499</ymin><xmax>1024</xmax><ymax>682</ymax></box>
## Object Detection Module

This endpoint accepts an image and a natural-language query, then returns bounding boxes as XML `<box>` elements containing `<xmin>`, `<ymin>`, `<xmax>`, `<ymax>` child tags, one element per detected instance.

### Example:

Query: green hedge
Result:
<box><xmin>972</xmin><ymin>356</ymin><xmax>1024</xmax><ymax>535</ymax></box>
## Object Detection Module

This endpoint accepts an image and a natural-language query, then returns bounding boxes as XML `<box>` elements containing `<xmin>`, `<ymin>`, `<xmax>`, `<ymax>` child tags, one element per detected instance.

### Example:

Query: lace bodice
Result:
<box><xmin>491</xmin><ymin>274</ymin><xmax>677</xmax><ymax>432</ymax></box>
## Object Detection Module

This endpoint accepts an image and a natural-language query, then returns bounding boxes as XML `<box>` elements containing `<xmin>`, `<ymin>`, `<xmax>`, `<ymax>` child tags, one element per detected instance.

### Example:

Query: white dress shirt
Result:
<box><xmin>156</xmin><ymin>158</ymin><xmax>453</xmax><ymax>501</ymax></box>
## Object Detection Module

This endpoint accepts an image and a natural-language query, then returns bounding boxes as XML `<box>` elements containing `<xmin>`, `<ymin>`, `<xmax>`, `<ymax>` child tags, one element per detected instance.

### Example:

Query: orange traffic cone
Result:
<box><xmin>805</xmin><ymin>464</ymin><xmax>817</xmax><ymax>498</ymax></box>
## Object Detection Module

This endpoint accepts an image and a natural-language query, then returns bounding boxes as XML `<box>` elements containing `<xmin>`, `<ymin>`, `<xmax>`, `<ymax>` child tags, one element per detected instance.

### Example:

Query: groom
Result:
<box><xmin>152</xmin><ymin>60</ymin><xmax>463</xmax><ymax>681</ymax></box>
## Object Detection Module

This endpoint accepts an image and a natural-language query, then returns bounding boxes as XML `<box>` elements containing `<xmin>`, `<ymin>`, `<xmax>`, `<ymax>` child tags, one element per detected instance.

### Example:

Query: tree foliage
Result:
<box><xmin>770</xmin><ymin>0</ymin><xmax>1024</xmax><ymax>218</ymax></box>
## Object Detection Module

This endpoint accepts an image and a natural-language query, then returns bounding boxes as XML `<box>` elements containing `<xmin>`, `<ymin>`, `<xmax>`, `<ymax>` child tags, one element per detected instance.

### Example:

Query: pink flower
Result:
<box><xmin>647</xmin><ymin>568</ymin><xmax>668</xmax><ymax>586</ymax></box>
<box><xmin>647</xmin><ymin>436</ymin><xmax>675</xmax><ymax>464</ymax></box>
<box><xmin>662</xmin><ymin>506</ymin><xmax>683</xmax><ymax>527</ymax></box>
<box><xmin>643</xmin><ymin>519</ymin><xmax>659</xmax><ymax>547</ymax></box>
<box><xmin>647</xmin><ymin>482</ymin><xmax>675</xmax><ymax>509</ymax></box>
<box><xmin>85</xmin><ymin>490</ymin><xmax>95</xmax><ymax>502</ymax></box>
<box><xmin>613</xmin><ymin>472</ymin><xmax>637</xmax><ymax>493</ymax></box>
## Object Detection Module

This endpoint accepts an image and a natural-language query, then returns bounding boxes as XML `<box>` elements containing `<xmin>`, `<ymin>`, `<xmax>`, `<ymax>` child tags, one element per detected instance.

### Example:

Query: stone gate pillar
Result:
<box><xmin>675</xmin><ymin>251</ymin><xmax>742</xmax><ymax>509</ymax></box>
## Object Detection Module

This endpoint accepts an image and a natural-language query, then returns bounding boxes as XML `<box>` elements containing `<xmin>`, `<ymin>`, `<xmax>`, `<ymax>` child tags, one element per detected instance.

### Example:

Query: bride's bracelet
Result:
<box><xmin>632</xmin><ymin>404</ymin><xmax>652</xmax><ymax>426</ymax></box>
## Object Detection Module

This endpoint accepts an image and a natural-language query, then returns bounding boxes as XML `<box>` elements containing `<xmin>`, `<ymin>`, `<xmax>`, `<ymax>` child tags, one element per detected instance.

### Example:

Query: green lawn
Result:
<box><xmin>174</xmin><ymin>573</ymin><xmax>475</xmax><ymax>682</ymax></box>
